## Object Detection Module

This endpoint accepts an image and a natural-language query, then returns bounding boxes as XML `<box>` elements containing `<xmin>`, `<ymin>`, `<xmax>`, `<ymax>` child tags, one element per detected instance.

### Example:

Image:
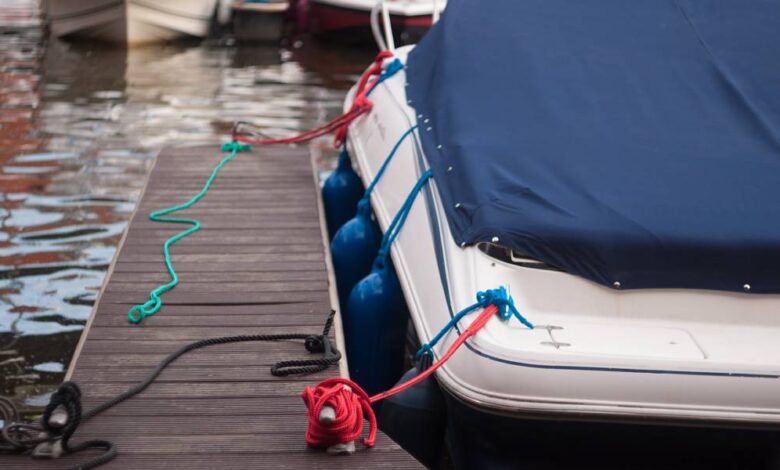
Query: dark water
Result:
<box><xmin>0</xmin><ymin>0</ymin><xmax>373</xmax><ymax>417</ymax></box>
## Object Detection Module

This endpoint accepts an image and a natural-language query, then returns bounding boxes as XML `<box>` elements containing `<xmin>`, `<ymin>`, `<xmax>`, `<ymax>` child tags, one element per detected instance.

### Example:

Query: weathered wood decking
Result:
<box><xmin>6</xmin><ymin>146</ymin><xmax>421</xmax><ymax>469</ymax></box>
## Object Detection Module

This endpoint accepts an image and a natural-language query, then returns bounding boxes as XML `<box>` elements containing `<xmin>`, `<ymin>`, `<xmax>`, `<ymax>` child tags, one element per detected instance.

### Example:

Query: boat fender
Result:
<box><xmin>342</xmin><ymin>171</ymin><xmax>433</xmax><ymax>395</ymax></box>
<box><xmin>378</xmin><ymin>363</ymin><xmax>447</xmax><ymax>468</ymax></box>
<box><xmin>330</xmin><ymin>199</ymin><xmax>382</xmax><ymax>313</ymax></box>
<box><xmin>344</xmin><ymin>259</ymin><xmax>409</xmax><ymax>397</ymax></box>
<box><xmin>329</xmin><ymin>125</ymin><xmax>419</xmax><ymax>311</ymax></box>
<box><xmin>322</xmin><ymin>147</ymin><xmax>364</xmax><ymax>239</ymax></box>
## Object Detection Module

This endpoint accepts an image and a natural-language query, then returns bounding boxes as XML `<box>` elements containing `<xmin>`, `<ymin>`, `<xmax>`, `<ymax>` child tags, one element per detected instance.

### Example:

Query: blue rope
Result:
<box><xmin>363</xmin><ymin>125</ymin><xmax>419</xmax><ymax>198</ymax></box>
<box><xmin>376</xmin><ymin>169</ymin><xmax>433</xmax><ymax>267</ymax></box>
<box><xmin>415</xmin><ymin>287</ymin><xmax>534</xmax><ymax>361</ymax></box>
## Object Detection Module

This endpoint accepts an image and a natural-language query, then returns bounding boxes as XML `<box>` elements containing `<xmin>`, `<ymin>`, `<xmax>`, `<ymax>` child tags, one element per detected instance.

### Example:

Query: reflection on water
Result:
<box><xmin>0</xmin><ymin>1</ymin><xmax>373</xmax><ymax>416</ymax></box>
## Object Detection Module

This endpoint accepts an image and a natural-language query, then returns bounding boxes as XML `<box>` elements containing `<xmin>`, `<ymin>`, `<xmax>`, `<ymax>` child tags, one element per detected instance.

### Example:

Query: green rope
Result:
<box><xmin>127</xmin><ymin>141</ymin><xmax>252</xmax><ymax>324</ymax></box>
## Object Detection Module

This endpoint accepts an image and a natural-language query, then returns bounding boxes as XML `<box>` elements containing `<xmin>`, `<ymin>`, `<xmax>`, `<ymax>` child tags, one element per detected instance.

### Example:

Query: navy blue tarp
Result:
<box><xmin>406</xmin><ymin>0</ymin><xmax>780</xmax><ymax>293</ymax></box>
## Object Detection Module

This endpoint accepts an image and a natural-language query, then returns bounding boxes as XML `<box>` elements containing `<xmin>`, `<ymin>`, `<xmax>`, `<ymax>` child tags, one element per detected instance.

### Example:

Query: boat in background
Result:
<box><xmin>43</xmin><ymin>0</ymin><xmax>222</xmax><ymax>44</ymax></box>
<box><xmin>308</xmin><ymin>0</ymin><xmax>443</xmax><ymax>43</ymax></box>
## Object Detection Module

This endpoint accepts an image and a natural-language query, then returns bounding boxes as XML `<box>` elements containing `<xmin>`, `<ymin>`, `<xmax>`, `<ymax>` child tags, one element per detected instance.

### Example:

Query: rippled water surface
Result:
<box><xmin>0</xmin><ymin>0</ymin><xmax>373</xmax><ymax>416</ymax></box>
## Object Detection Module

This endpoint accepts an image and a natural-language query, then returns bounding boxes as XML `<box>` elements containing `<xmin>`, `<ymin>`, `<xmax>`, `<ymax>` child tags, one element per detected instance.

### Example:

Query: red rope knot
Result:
<box><xmin>333</xmin><ymin>51</ymin><xmax>394</xmax><ymax>148</ymax></box>
<box><xmin>301</xmin><ymin>377</ymin><xmax>377</xmax><ymax>449</ymax></box>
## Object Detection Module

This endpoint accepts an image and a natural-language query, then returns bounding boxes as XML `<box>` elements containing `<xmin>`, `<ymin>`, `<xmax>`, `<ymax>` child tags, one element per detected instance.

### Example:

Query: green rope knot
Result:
<box><xmin>221</xmin><ymin>141</ymin><xmax>251</xmax><ymax>152</ymax></box>
<box><xmin>127</xmin><ymin>142</ymin><xmax>249</xmax><ymax>324</ymax></box>
<box><xmin>127</xmin><ymin>295</ymin><xmax>162</xmax><ymax>324</ymax></box>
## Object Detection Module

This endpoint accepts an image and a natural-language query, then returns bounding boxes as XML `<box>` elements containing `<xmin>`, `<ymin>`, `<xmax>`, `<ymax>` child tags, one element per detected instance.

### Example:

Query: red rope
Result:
<box><xmin>234</xmin><ymin>51</ymin><xmax>393</xmax><ymax>149</ymax></box>
<box><xmin>301</xmin><ymin>305</ymin><xmax>498</xmax><ymax>449</ymax></box>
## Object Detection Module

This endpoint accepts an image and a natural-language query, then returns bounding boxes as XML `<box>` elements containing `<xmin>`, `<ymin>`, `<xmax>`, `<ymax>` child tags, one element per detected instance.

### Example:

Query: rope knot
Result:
<box><xmin>304</xmin><ymin>335</ymin><xmax>325</xmax><ymax>354</ymax></box>
<box><xmin>476</xmin><ymin>287</ymin><xmax>534</xmax><ymax>329</ymax></box>
<box><xmin>301</xmin><ymin>378</ymin><xmax>377</xmax><ymax>449</ymax></box>
<box><xmin>221</xmin><ymin>141</ymin><xmax>251</xmax><ymax>153</ymax></box>
<box><xmin>352</xmin><ymin>94</ymin><xmax>373</xmax><ymax>112</ymax></box>
<box><xmin>374</xmin><ymin>50</ymin><xmax>395</xmax><ymax>63</ymax></box>
<box><xmin>379</xmin><ymin>58</ymin><xmax>404</xmax><ymax>80</ymax></box>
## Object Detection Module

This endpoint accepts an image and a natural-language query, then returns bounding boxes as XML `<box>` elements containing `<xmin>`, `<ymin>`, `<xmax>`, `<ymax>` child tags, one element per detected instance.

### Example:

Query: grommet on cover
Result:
<box><xmin>613</xmin><ymin>281</ymin><xmax>621</xmax><ymax>289</ymax></box>
<box><xmin>743</xmin><ymin>284</ymin><xmax>751</xmax><ymax>292</ymax></box>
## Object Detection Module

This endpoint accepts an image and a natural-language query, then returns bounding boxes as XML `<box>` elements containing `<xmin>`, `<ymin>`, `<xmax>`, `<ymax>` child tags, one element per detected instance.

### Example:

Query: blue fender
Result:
<box><xmin>379</xmin><ymin>366</ymin><xmax>447</xmax><ymax>468</ymax></box>
<box><xmin>330</xmin><ymin>199</ymin><xmax>382</xmax><ymax>313</ymax></box>
<box><xmin>322</xmin><ymin>149</ymin><xmax>364</xmax><ymax>239</ymax></box>
<box><xmin>343</xmin><ymin>259</ymin><xmax>409</xmax><ymax>397</ymax></box>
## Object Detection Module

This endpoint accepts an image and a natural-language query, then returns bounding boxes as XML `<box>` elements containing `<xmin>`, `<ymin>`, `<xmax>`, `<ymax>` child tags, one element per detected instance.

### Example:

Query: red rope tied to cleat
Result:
<box><xmin>233</xmin><ymin>51</ymin><xmax>394</xmax><ymax>149</ymax></box>
<box><xmin>301</xmin><ymin>304</ymin><xmax>499</xmax><ymax>449</ymax></box>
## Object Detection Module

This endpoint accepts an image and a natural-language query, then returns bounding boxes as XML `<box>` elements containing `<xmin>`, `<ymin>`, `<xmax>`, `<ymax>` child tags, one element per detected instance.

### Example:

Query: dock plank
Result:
<box><xmin>3</xmin><ymin>145</ymin><xmax>421</xmax><ymax>469</ymax></box>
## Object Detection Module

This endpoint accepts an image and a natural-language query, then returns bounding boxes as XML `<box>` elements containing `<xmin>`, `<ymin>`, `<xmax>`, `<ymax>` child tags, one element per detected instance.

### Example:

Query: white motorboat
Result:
<box><xmin>44</xmin><ymin>0</ymin><xmax>221</xmax><ymax>44</ymax></box>
<box><xmin>336</xmin><ymin>0</ymin><xmax>780</xmax><ymax>466</ymax></box>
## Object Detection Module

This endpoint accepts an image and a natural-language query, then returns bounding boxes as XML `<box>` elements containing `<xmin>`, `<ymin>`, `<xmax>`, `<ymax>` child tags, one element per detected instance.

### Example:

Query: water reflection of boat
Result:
<box><xmin>308</xmin><ymin>0</ymin><xmax>442</xmax><ymax>43</ymax></box>
<box><xmin>43</xmin><ymin>0</ymin><xmax>221</xmax><ymax>44</ymax></box>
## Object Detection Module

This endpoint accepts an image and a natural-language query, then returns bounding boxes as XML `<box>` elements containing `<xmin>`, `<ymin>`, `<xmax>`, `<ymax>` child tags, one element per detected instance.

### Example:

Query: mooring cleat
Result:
<box><xmin>319</xmin><ymin>400</ymin><xmax>356</xmax><ymax>455</ymax></box>
<box><xmin>46</xmin><ymin>408</ymin><xmax>68</xmax><ymax>429</ymax></box>
<box><xmin>31</xmin><ymin>439</ymin><xmax>64</xmax><ymax>459</ymax></box>
<box><xmin>326</xmin><ymin>440</ymin><xmax>356</xmax><ymax>455</ymax></box>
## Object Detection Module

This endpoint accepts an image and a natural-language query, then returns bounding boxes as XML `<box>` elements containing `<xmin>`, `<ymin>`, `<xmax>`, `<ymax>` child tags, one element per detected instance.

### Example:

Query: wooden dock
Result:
<box><xmin>6</xmin><ymin>145</ymin><xmax>421</xmax><ymax>469</ymax></box>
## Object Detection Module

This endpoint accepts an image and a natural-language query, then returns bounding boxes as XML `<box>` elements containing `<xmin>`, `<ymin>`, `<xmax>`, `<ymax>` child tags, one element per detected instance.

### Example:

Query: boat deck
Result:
<box><xmin>5</xmin><ymin>145</ymin><xmax>421</xmax><ymax>469</ymax></box>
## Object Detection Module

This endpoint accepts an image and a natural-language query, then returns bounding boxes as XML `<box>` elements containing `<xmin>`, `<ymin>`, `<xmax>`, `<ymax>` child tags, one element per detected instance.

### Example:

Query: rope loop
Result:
<box><xmin>127</xmin><ymin>295</ymin><xmax>162</xmax><ymax>324</ymax></box>
<box><xmin>301</xmin><ymin>377</ymin><xmax>377</xmax><ymax>448</ymax></box>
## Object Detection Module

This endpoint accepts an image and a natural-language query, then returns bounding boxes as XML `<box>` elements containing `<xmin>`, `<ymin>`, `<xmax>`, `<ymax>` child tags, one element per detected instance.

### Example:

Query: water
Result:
<box><xmin>0</xmin><ymin>0</ymin><xmax>373</xmax><ymax>417</ymax></box>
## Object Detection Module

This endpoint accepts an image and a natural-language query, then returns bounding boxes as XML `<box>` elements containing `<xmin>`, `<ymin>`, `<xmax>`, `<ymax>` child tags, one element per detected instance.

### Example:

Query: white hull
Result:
<box><xmin>345</xmin><ymin>46</ymin><xmax>780</xmax><ymax>428</ymax></box>
<box><xmin>45</xmin><ymin>0</ymin><xmax>218</xmax><ymax>44</ymax></box>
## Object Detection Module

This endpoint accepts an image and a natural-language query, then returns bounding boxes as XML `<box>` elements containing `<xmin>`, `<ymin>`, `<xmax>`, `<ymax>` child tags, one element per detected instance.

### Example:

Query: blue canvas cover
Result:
<box><xmin>406</xmin><ymin>0</ymin><xmax>780</xmax><ymax>293</ymax></box>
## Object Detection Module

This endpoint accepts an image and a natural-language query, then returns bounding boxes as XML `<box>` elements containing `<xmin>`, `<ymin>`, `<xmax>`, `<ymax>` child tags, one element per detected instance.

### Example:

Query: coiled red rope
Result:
<box><xmin>233</xmin><ymin>50</ymin><xmax>394</xmax><ymax>149</ymax></box>
<box><xmin>301</xmin><ymin>304</ymin><xmax>498</xmax><ymax>448</ymax></box>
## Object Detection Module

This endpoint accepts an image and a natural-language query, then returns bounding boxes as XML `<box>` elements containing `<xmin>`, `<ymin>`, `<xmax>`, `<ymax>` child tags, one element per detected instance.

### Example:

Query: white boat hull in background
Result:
<box><xmin>45</xmin><ymin>0</ymin><xmax>218</xmax><ymax>44</ymax></box>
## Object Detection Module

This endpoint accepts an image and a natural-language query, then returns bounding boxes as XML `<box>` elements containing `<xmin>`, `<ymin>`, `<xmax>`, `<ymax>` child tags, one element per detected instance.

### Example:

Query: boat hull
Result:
<box><xmin>343</xmin><ymin>46</ymin><xmax>780</xmax><ymax>428</ymax></box>
<box><xmin>45</xmin><ymin>0</ymin><xmax>217</xmax><ymax>44</ymax></box>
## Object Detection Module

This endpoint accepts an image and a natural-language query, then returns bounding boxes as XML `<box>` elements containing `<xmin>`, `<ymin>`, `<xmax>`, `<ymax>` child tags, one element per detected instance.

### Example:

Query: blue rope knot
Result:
<box><xmin>476</xmin><ymin>287</ymin><xmax>534</xmax><ymax>329</ymax></box>
<box><xmin>414</xmin><ymin>286</ymin><xmax>534</xmax><ymax>366</ymax></box>
<box><xmin>221</xmin><ymin>141</ymin><xmax>251</xmax><ymax>153</ymax></box>
<box><xmin>379</xmin><ymin>59</ymin><xmax>404</xmax><ymax>82</ymax></box>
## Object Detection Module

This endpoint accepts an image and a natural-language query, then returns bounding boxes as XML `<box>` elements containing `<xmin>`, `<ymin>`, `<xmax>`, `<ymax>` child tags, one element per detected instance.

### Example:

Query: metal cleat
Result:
<box><xmin>31</xmin><ymin>439</ymin><xmax>64</xmax><ymax>459</ymax></box>
<box><xmin>318</xmin><ymin>386</ymin><xmax>356</xmax><ymax>455</ymax></box>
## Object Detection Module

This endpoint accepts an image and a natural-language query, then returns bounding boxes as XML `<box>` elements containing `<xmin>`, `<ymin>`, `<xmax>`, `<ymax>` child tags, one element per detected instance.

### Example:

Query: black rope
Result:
<box><xmin>0</xmin><ymin>309</ymin><xmax>341</xmax><ymax>469</ymax></box>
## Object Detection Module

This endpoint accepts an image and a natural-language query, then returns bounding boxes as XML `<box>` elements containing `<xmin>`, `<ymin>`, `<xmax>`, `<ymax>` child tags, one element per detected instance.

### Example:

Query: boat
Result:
<box><xmin>231</xmin><ymin>0</ymin><xmax>289</xmax><ymax>42</ymax></box>
<box><xmin>43</xmin><ymin>0</ymin><xmax>221</xmax><ymax>44</ymax></box>
<box><xmin>307</xmin><ymin>0</ymin><xmax>443</xmax><ymax>42</ymax></box>
<box><xmin>338</xmin><ymin>0</ymin><xmax>780</xmax><ymax>466</ymax></box>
